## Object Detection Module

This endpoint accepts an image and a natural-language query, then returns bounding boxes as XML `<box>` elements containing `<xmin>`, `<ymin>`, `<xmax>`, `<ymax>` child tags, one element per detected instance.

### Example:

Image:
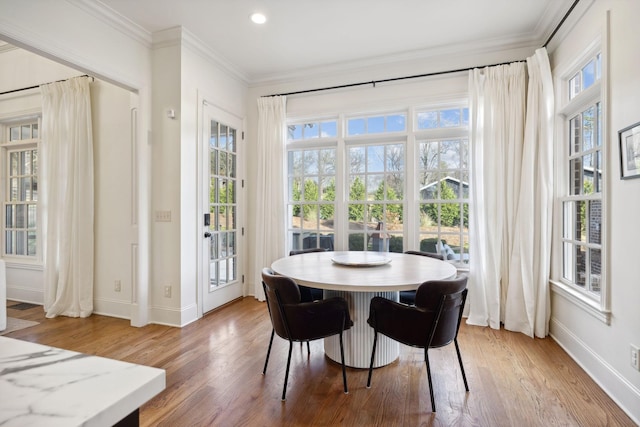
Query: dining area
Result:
<box><xmin>262</xmin><ymin>249</ymin><xmax>468</xmax><ymax>412</ymax></box>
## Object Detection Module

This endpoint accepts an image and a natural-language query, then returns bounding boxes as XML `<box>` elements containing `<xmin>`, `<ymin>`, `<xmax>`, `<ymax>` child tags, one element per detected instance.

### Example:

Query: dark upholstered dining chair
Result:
<box><xmin>289</xmin><ymin>247</ymin><xmax>327</xmax><ymax>302</ymax></box>
<box><xmin>366</xmin><ymin>274</ymin><xmax>469</xmax><ymax>412</ymax></box>
<box><xmin>261</xmin><ymin>268</ymin><xmax>353</xmax><ymax>401</ymax></box>
<box><xmin>399</xmin><ymin>250</ymin><xmax>446</xmax><ymax>305</ymax></box>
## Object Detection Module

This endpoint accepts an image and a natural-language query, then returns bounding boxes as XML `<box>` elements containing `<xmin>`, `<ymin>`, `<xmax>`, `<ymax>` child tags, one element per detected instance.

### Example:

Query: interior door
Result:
<box><xmin>201</xmin><ymin>103</ymin><xmax>243</xmax><ymax>313</ymax></box>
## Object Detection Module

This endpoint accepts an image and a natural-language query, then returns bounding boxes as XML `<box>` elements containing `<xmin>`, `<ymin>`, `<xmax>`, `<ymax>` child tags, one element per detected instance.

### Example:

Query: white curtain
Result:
<box><xmin>253</xmin><ymin>96</ymin><xmax>287</xmax><ymax>301</ymax></box>
<box><xmin>467</xmin><ymin>48</ymin><xmax>554</xmax><ymax>338</ymax></box>
<box><xmin>41</xmin><ymin>76</ymin><xmax>94</xmax><ymax>318</ymax></box>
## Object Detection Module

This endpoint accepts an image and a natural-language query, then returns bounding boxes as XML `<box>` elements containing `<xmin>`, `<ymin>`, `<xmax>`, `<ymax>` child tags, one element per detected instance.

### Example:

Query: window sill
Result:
<box><xmin>550</xmin><ymin>280</ymin><xmax>610</xmax><ymax>325</ymax></box>
<box><xmin>1</xmin><ymin>258</ymin><xmax>44</xmax><ymax>271</ymax></box>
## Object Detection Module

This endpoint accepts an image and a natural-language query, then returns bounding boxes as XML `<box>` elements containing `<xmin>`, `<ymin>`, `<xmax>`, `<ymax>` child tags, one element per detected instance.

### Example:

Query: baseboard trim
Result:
<box><xmin>550</xmin><ymin>318</ymin><xmax>640</xmax><ymax>425</ymax></box>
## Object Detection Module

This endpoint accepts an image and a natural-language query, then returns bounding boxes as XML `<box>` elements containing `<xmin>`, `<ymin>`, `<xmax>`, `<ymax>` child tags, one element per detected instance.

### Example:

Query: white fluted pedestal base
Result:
<box><xmin>324</xmin><ymin>290</ymin><xmax>399</xmax><ymax>369</ymax></box>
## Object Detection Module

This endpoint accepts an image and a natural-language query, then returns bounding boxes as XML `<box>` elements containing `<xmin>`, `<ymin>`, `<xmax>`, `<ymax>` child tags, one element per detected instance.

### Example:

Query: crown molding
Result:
<box><xmin>0</xmin><ymin>41</ymin><xmax>19</xmax><ymax>54</ymax></box>
<box><xmin>250</xmin><ymin>33</ymin><xmax>540</xmax><ymax>87</ymax></box>
<box><xmin>68</xmin><ymin>0</ymin><xmax>152</xmax><ymax>48</ymax></box>
<box><xmin>152</xmin><ymin>26</ymin><xmax>249</xmax><ymax>84</ymax></box>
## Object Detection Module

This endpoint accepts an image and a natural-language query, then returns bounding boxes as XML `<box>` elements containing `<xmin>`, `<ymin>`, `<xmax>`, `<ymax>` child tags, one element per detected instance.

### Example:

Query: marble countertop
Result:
<box><xmin>0</xmin><ymin>336</ymin><xmax>165</xmax><ymax>426</ymax></box>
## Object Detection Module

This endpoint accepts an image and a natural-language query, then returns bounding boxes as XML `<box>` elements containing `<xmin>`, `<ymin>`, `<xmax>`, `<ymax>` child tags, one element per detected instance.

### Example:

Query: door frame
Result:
<box><xmin>196</xmin><ymin>95</ymin><xmax>245</xmax><ymax>317</ymax></box>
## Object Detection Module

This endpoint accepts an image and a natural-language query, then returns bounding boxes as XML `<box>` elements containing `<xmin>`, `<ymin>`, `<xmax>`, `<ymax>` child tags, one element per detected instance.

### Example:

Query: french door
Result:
<box><xmin>201</xmin><ymin>102</ymin><xmax>243</xmax><ymax>313</ymax></box>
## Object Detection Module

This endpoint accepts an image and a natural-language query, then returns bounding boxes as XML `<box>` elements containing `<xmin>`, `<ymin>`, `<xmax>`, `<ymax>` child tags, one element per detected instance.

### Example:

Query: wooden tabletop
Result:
<box><xmin>271</xmin><ymin>251</ymin><xmax>457</xmax><ymax>292</ymax></box>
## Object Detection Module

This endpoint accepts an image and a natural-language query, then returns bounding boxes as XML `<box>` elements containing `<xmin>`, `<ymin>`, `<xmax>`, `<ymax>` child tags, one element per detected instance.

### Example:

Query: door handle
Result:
<box><xmin>204</xmin><ymin>232</ymin><xmax>212</xmax><ymax>238</ymax></box>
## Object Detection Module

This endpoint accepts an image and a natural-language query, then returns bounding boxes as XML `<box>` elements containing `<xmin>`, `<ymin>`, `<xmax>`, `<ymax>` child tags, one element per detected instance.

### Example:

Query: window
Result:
<box><xmin>3</xmin><ymin>119</ymin><xmax>40</xmax><ymax>259</ymax></box>
<box><xmin>416</xmin><ymin>107</ymin><xmax>469</xmax><ymax>263</ymax></box>
<box><xmin>286</xmin><ymin>105</ymin><xmax>469</xmax><ymax>265</ymax></box>
<box><xmin>287</xmin><ymin>121</ymin><xmax>337</xmax><ymax>251</ymax></box>
<box><xmin>558</xmin><ymin>51</ymin><xmax>605</xmax><ymax>303</ymax></box>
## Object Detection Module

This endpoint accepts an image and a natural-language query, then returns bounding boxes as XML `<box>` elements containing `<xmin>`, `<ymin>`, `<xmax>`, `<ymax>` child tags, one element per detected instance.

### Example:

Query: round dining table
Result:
<box><xmin>271</xmin><ymin>251</ymin><xmax>457</xmax><ymax>369</ymax></box>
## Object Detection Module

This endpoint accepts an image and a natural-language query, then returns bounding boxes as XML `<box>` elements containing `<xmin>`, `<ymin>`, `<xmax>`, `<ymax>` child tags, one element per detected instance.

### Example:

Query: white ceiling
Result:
<box><xmin>97</xmin><ymin>0</ymin><xmax>574</xmax><ymax>83</ymax></box>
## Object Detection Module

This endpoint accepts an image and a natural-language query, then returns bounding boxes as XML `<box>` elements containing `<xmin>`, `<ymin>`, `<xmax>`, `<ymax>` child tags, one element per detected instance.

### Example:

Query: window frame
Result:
<box><xmin>552</xmin><ymin>37</ymin><xmax>610</xmax><ymax>323</ymax></box>
<box><xmin>1</xmin><ymin>116</ymin><xmax>43</xmax><ymax>267</ymax></box>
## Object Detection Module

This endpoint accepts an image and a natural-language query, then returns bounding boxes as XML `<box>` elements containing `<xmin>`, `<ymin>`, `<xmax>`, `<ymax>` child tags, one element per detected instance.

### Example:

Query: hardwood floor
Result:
<box><xmin>5</xmin><ymin>298</ymin><xmax>635</xmax><ymax>426</ymax></box>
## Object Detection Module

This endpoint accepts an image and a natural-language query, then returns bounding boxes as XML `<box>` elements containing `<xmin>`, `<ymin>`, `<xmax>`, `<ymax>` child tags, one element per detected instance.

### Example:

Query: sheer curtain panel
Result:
<box><xmin>41</xmin><ymin>76</ymin><xmax>94</xmax><ymax>318</ymax></box>
<box><xmin>467</xmin><ymin>48</ymin><xmax>554</xmax><ymax>338</ymax></box>
<box><xmin>253</xmin><ymin>96</ymin><xmax>287</xmax><ymax>301</ymax></box>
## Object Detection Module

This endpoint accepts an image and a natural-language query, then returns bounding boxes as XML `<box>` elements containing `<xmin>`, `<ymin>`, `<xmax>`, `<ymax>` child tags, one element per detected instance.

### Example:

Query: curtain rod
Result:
<box><xmin>0</xmin><ymin>74</ymin><xmax>93</xmax><ymax>96</ymax></box>
<box><xmin>263</xmin><ymin>0</ymin><xmax>580</xmax><ymax>98</ymax></box>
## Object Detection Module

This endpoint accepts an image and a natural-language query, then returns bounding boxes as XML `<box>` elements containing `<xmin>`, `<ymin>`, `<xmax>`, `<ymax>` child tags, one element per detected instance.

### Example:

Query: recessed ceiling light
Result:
<box><xmin>250</xmin><ymin>12</ymin><xmax>267</xmax><ymax>24</ymax></box>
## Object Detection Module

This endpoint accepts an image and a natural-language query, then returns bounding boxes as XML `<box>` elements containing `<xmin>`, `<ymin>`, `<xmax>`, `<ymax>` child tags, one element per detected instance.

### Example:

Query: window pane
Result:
<box><xmin>348</xmin><ymin>118</ymin><xmax>365</xmax><ymax>135</ymax></box>
<box><xmin>16</xmin><ymin>230</ymin><xmax>26</xmax><ymax>255</ymax></box>
<box><xmin>28</xmin><ymin>204</ymin><xmax>37</xmax><ymax>228</ymax></box>
<box><xmin>367</xmin><ymin>146</ymin><xmax>384</xmax><ymax>173</ymax></box>
<box><xmin>417</xmin><ymin>111</ymin><xmax>438</xmax><ymax>129</ymax></box>
<box><xmin>418</xmin><ymin>141</ymin><xmax>439</xmax><ymax>171</ymax></box>
<box><xmin>441</xmin><ymin>140</ymin><xmax>461</xmax><ymax>169</ymax></box>
<box><xmin>589</xmin><ymin>248</ymin><xmax>601</xmax><ymax>293</ymax></box>
<box><xmin>304</xmin><ymin>123</ymin><xmax>319</xmax><ymax>139</ymax></box>
<box><xmin>32</xmin><ymin>123</ymin><xmax>38</xmax><ymax>139</ymax></box>
<box><xmin>320</xmin><ymin>121</ymin><xmax>337</xmax><ymax>138</ymax></box>
<box><xmin>21</xmin><ymin>125</ymin><xmax>31</xmax><ymax>140</ymax></box>
<box><xmin>349</xmin><ymin>147</ymin><xmax>365</xmax><ymax>173</ymax></box>
<box><xmin>583</xmin><ymin>106</ymin><xmax>595</xmax><ymax>151</ymax></box>
<box><xmin>562</xmin><ymin>201</ymin><xmax>574</xmax><ymax>240</ymax></box>
<box><xmin>440</xmin><ymin>109</ymin><xmax>461</xmax><ymax>127</ymax></box>
<box><xmin>569</xmin><ymin>73</ymin><xmax>581</xmax><ymax>99</ymax></box>
<box><xmin>387</xmin><ymin>114</ymin><xmax>406</xmax><ymax>132</ymax></box>
<box><xmin>570</xmin><ymin>158</ymin><xmax>582</xmax><ymax>196</ymax></box>
<box><xmin>288</xmin><ymin>124</ymin><xmax>302</xmax><ymax>140</ymax></box>
<box><xmin>319</xmin><ymin>149</ymin><xmax>336</xmax><ymax>174</ymax></box>
<box><xmin>588</xmin><ymin>200</ymin><xmax>601</xmax><ymax>244</ymax></box>
<box><xmin>10</xmin><ymin>127</ymin><xmax>20</xmax><ymax>141</ymax></box>
<box><xmin>569</xmin><ymin>116</ymin><xmax>580</xmax><ymax>155</ymax></box>
<box><xmin>27</xmin><ymin>231</ymin><xmax>37</xmax><ymax>256</ymax></box>
<box><xmin>367</xmin><ymin>116</ymin><xmax>385</xmax><ymax>133</ymax></box>
<box><xmin>304</xmin><ymin>151</ymin><xmax>318</xmax><ymax>175</ymax></box>
<box><xmin>575</xmin><ymin>245</ymin><xmax>586</xmax><ymax>287</ymax></box>
<box><xmin>348</xmin><ymin>233</ymin><xmax>366</xmax><ymax>251</ymax></box>
<box><xmin>5</xmin><ymin>231</ymin><xmax>13</xmax><ymax>254</ymax></box>
<box><xmin>582</xmin><ymin>60</ymin><xmax>595</xmax><ymax>90</ymax></box>
<box><xmin>221</xmin><ymin>125</ymin><xmax>230</xmax><ymax>150</ymax></box>
<box><xmin>582</xmin><ymin>154</ymin><xmax>594</xmax><ymax>194</ymax></box>
<box><xmin>563</xmin><ymin>242</ymin><xmax>574</xmax><ymax>282</ymax></box>
<box><xmin>16</xmin><ymin>204</ymin><xmax>26</xmax><ymax>228</ymax></box>
<box><xmin>5</xmin><ymin>205</ymin><xmax>13</xmax><ymax>228</ymax></box>
<box><xmin>575</xmin><ymin>201</ymin><xmax>585</xmax><ymax>243</ymax></box>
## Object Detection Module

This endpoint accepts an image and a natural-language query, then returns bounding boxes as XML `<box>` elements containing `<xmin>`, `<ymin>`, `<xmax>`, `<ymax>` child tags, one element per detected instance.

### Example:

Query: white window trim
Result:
<box><xmin>552</xmin><ymin>29</ymin><xmax>610</xmax><ymax>324</ymax></box>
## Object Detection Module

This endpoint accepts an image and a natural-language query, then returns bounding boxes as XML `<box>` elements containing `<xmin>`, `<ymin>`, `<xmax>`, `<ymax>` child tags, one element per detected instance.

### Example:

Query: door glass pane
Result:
<box><xmin>208</xmin><ymin>119</ymin><xmax>238</xmax><ymax>288</ymax></box>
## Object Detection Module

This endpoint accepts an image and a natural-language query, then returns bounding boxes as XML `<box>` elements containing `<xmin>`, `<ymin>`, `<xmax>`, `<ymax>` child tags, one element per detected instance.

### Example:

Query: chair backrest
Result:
<box><xmin>261</xmin><ymin>268</ymin><xmax>301</xmax><ymax>340</ymax></box>
<box><xmin>289</xmin><ymin>247</ymin><xmax>328</xmax><ymax>256</ymax></box>
<box><xmin>404</xmin><ymin>250</ymin><xmax>445</xmax><ymax>261</ymax></box>
<box><xmin>415</xmin><ymin>274</ymin><xmax>468</xmax><ymax>348</ymax></box>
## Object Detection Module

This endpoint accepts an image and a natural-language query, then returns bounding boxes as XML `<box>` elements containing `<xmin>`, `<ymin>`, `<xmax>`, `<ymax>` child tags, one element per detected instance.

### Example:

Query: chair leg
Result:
<box><xmin>306</xmin><ymin>340</ymin><xmax>310</xmax><ymax>354</ymax></box>
<box><xmin>282</xmin><ymin>341</ymin><xmax>294</xmax><ymax>401</ymax></box>
<box><xmin>263</xmin><ymin>329</ymin><xmax>275</xmax><ymax>375</ymax></box>
<box><xmin>339</xmin><ymin>331</ymin><xmax>348</xmax><ymax>394</ymax></box>
<box><xmin>366</xmin><ymin>331</ymin><xmax>378</xmax><ymax>388</ymax></box>
<box><xmin>424</xmin><ymin>348</ymin><xmax>436</xmax><ymax>412</ymax></box>
<box><xmin>454</xmin><ymin>338</ymin><xmax>469</xmax><ymax>391</ymax></box>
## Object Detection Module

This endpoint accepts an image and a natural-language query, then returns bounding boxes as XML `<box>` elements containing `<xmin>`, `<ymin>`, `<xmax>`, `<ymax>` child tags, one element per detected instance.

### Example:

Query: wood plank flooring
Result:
<box><xmin>5</xmin><ymin>298</ymin><xmax>636</xmax><ymax>426</ymax></box>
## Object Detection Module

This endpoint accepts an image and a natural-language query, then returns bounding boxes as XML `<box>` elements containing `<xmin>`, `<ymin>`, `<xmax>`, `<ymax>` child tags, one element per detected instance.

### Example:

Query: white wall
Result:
<box><xmin>548</xmin><ymin>1</ymin><xmax>640</xmax><ymax>423</ymax></box>
<box><xmin>147</xmin><ymin>27</ymin><xmax>248</xmax><ymax>326</ymax></box>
